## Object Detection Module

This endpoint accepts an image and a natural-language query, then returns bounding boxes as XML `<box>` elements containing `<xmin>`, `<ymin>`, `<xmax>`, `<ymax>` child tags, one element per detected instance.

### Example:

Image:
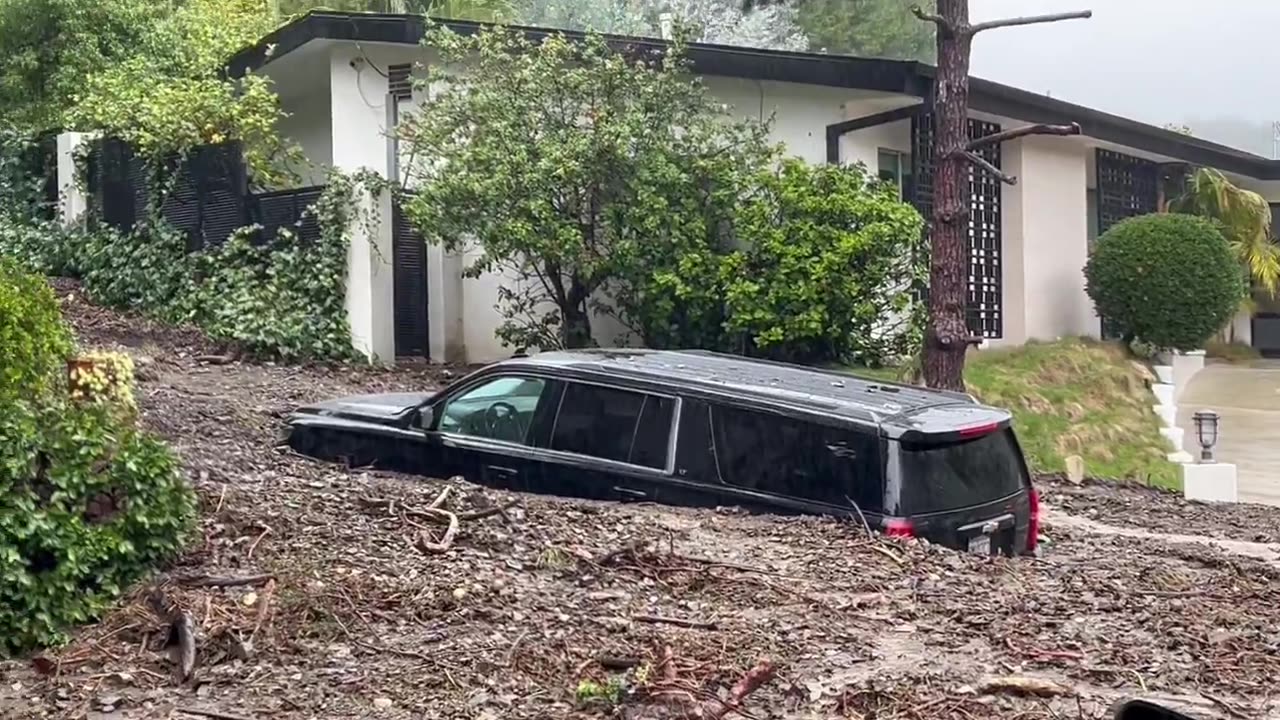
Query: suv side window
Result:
<box><xmin>551</xmin><ymin>383</ymin><xmax>675</xmax><ymax>469</ymax></box>
<box><xmin>710</xmin><ymin>405</ymin><xmax>883</xmax><ymax>512</ymax></box>
<box><xmin>438</xmin><ymin>375</ymin><xmax>550</xmax><ymax>445</ymax></box>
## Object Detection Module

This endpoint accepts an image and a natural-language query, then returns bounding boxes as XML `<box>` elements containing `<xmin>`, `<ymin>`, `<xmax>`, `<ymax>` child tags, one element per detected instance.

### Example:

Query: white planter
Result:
<box><xmin>1154</xmin><ymin>365</ymin><xmax>1175</xmax><ymax>384</ymax></box>
<box><xmin>1183</xmin><ymin>462</ymin><xmax>1238</xmax><ymax>503</ymax></box>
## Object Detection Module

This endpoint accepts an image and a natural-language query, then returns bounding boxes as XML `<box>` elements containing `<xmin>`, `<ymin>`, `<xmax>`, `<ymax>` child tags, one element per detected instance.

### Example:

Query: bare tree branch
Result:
<box><xmin>961</xmin><ymin>151</ymin><xmax>1017</xmax><ymax>185</ymax></box>
<box><xmin>910</xmin><ymin>5</ymin><xmax>956</xmax><ymax>35</ymax></box>
<box><xmin>966</xmin><ymin>122</ymin><xmax>1082</xmax><ymax>151</ymax></box>
<box><xmin>970</xmin><ymin>10</ymin><xmax>1092</xmax><ymax>34</ymax></box>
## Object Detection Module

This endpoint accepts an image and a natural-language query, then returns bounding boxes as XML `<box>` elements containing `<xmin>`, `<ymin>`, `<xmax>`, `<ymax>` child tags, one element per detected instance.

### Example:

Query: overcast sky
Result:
<box><xmin>968</xmin><ymin>0</ymin><xmax>1278</xmax><ymax>153</ymax></box>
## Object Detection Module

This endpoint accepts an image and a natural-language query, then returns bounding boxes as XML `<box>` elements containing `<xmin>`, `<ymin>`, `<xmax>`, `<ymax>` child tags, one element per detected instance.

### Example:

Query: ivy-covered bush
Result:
<box><xmin>1085</xmin><ymin>213</ymin><xmax>1244</xmax><ymax>351</ymax></box>
<box><xmin>0</xmin><ymin>261</ymin><xmax>195</xmax><ymax>655</ymax></box>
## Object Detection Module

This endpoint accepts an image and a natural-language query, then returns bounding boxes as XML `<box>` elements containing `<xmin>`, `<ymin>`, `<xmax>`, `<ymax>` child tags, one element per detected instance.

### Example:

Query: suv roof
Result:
<box><xmin>500</xmin><ymin>349</ymin><xmax>983</xmax><ymax>426</ymax></box>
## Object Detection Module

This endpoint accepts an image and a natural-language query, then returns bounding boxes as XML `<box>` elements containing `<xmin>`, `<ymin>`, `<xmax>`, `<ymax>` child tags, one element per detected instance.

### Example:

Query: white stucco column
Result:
<box><xmin>55</xmin><ymin>132</ymin><xmax>94</xmax><ymax>229</ymax></box>
<box><xmin>996</xmin><ymin>136</ymin><xmax>1095</xmax><ymax>346</ymax></box>
<box><xmin>330</xmin><ymin>49</ymin><xmax>396</xmax><ymax>363</ymax></box>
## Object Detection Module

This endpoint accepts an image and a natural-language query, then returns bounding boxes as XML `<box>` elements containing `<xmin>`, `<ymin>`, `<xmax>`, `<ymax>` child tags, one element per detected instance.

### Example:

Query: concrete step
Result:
<box><xmin>1167</xmin><ymin>450</ymin><xmax>1195</xmax><ymax>463</ymax></box>
<box><xmin>1154</xmin><ymin>365</ymin><xmax>1174</xmax><ymax>384</ymax></box>
<box><xmin>1159</xmin><ymin>426</ymin><xmax>1185</xmax><ymax>451</ymax></box>
<box><xmin>1153</xmin><ymin>404</ymin><xmax>1178</xmax><ymax>427</ymax></box>
<box><xmin>1152</xmin><ymin>382</ymin><xmax>1176</xmax><ymax>407</ymax></box>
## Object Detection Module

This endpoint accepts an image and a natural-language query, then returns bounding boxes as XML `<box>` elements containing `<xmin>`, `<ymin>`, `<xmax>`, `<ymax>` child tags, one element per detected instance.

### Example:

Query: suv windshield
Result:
<box><xmin>893</xmin><ymin>429</ymin><xmax>1028</xmax><ymax>514</ymax></box>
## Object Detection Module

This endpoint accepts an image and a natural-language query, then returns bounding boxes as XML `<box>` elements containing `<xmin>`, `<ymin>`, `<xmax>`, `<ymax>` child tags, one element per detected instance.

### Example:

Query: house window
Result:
<box><xmin>878</xmin><ymin>149</ymin><xmax>912</xmax><ymax>200</ymax></box>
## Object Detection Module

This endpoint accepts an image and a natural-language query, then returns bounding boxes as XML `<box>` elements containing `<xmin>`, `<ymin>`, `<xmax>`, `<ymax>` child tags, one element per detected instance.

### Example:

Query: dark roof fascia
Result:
<box><xmin>228</xmin><ymin>12</ymin><xmax>1280</xmax><ymax>180</ymax></box>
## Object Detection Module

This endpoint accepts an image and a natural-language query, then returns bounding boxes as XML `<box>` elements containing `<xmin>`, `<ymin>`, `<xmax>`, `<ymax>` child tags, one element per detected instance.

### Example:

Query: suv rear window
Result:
<box><xmin>894</xmin><ymin>429</ymin><xmax>1028</xmax><ymax>514</ymax></box>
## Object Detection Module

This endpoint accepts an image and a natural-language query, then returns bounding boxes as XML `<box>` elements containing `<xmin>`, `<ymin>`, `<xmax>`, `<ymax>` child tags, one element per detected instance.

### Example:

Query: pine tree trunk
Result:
<box><xmin>922</xmin><ymin>0</ymin><xmax>974</xmax><ymax>392</ymax></box>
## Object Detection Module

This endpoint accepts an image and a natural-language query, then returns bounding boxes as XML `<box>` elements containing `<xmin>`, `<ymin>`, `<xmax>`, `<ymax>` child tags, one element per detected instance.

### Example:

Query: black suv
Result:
<box><xmin>286</xmin><ymin>349</ymin><xmax>1040</xmax><ymax>556</ymax></box>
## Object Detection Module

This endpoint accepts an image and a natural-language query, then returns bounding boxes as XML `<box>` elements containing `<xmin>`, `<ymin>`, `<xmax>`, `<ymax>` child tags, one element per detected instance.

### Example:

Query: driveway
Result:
<box><xmin>1178</xmin><ymin>361</ymin><xmax>1280</xmax><ymax>505</ymax></box>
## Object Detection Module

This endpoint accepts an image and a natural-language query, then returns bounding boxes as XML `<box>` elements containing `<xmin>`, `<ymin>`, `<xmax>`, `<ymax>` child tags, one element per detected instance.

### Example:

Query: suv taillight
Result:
<box><xmin>884</xmin><ymin>518</ymin><xmax>915</xmax><ymax>538</ymax></box>
<box><xmin>1026</xmin><ymin>487</ymin><xmax>1041</xmax><ymax>554</ymax></box>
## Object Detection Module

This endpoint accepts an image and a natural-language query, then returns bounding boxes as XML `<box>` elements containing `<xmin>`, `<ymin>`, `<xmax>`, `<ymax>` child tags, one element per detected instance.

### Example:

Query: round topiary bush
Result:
<box><xmin>1085</xmin><ymin>213</ymin><xmax>1244</xmax><ymax>351</ymax></box>
<box><xmin>0</xmin><ymin>261</ymin><xmax>195</xmax><ymax>655</ymax></box>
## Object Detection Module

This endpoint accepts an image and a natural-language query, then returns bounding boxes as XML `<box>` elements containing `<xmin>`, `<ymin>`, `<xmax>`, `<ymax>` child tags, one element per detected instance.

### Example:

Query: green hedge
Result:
<box><xmin>1085</xmin><ymin>213</ymin><xmax>1244</xmax><ymax>351</ymax></box>
<box><xmin>0</xmin><ymin>260</ymin><xmax>194</xmax><ymax>655</ymax></box>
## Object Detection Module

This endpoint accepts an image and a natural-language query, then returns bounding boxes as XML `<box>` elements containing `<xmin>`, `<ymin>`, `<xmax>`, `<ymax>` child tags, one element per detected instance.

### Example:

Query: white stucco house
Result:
<box><xmin>225</xmin><ymin>11</ymin><xmax>1280</xmax><ymax>364</ymax></box>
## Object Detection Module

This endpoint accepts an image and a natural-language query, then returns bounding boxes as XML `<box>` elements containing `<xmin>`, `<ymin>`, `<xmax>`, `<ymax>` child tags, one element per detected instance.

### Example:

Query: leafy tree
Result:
<box><xmin>514</xmin><ymin>0</ymin><xmax>808</xmax><ymax>50</ymax></box>
<box><xmin>1085</xmin><ymin>214</ymin><xmax>1244</xmax><ymax>351</ymax></box>
<box><xmin>398</xmin><ymin>26</ymin><xmax>776</xmax><ymax>349</ymax></box>
<box><xmin>274</xmin><ymin>0</ymin><xmax>512</xmax><ymax>20</ymax></box>
<box><xmin>753</xmin><ymin>0</ymin><xmax>934</xmax><ymax>59</ymax></box>
<box><xmin>0</xmin><ymin>0</ymin><xmax>167</xmax><ymax>130</ymax></box>
<box><xmin>1170</xmin><ymin>168</ymin><xmax>1280</xmax><ymax>305</ymax></box>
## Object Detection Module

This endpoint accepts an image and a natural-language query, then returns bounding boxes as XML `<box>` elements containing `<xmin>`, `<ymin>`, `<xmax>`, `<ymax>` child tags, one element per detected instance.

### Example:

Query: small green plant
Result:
<box><xmin>0</xmin><ymin>257</ymin><xmax>74</xmax><ymax>401</ymax></box>
<box><xmin>1085</xmin><ymin>213</ymin><xmax>1244</xmax><ymax>351</ymax></box>
<box><xmin>575</xmin><ymin>676</ymin><xmax>627</xmax><ymax>708</ymax></box>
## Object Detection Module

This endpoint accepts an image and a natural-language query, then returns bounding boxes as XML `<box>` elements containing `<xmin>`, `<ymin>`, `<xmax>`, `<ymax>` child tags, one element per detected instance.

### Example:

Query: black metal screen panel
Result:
<box><xmin>393</xmin><ymin>194</ymin><xmax>429</xmax><ymax>358</ymax></box>
<box><xmin>96</xmin><ymin>138</ymin><xmax>145</xmax><ymax>233</ymax></box>
<box><xmin>1096</xmin><ymin>150</ymin><xmax>1159</xmax><ymax>338</ymax></box>
<box><xmin>251</xmin><ymin>186</ymin><xmax>325</xmax><ymax>245</ymax></box>
<box><xmin>1096</xmin><ymin>150</ymin><xmax>1158</xmax><ymax>234</ymax></box>
<box><xmin>911</xmin><ymin>113</ymin><xmax>1004</xmax><ymax>339</ymax></box>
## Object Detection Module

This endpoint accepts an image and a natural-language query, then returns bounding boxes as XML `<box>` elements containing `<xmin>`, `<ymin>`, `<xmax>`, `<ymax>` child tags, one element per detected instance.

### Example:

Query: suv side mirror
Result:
<box><xmin>418</xmin><ymin>405</ymin><xmax>435</xmax><ymax>431</ymax></box>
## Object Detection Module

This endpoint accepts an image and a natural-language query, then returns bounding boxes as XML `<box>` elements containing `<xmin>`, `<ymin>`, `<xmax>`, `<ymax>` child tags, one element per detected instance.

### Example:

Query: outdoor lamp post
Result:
<box><xmin>1192</xmin><ymin>410</ymin><xmax>1221</xmax><ymax>463</ymax></box>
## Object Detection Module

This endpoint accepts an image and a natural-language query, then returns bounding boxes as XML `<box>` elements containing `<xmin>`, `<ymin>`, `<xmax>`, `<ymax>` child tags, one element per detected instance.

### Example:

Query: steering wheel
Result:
<box><xmin>483</xmin><ymin>401</ymin><xmax>527</xmax><ymax>441</ymax></box>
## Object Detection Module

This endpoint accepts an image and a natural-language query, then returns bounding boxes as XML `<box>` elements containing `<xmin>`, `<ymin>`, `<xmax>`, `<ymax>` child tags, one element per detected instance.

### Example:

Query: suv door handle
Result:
<box><xmin>613</xmin><ymin>486</ymin><xmax>647</xmax><ymax>501</ymax></box>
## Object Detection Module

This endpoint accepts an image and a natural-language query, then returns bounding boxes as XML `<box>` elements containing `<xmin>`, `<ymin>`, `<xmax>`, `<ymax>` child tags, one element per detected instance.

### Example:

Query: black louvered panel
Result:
<box><xmin>191</xmin><ymin>143</ymin><xmax>248</xmax><ymax>248</ymax></box>
<box><xmin>160</xmin><ymin>162</ymin><xmax>202</xmax><ymax>250</ymax></box>
<box><xmin>252</xmin><ymin>186</ymin><xmax>325</xmax><ymax>245</ymax></box>
<box><xmin>98</xmin><ymin>138</ymin><xmax>140</xmax><ymax>233</ymax></box>
<box><xmin>910</xmin><ymin>113</ymin><xmax>1004</xmax><ymax>340</ymax></box>
<box><xmin>393</xmin><ymin>196</ymin><xmax>429</xmax><ymax>358</ymax></box>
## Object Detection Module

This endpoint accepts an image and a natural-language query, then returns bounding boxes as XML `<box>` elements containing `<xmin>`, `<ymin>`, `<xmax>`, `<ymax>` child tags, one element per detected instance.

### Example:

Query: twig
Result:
<box><xmin>910</xmin><ymin>5</ymin><xmax>955</xmax><ymax>34</ymax></box>
<box><xmin>213</xmin><ymin>484</ymin><xmax>227</xmax><ymax>513</ymax></box>
<box><xmin>632</xmin><ymin>614</ymin><xmax>718</xmax><ymax>631</ymax></box>
<box><xmin>844</xmin><ymin>495</ymin><xmax>874</xmax><ymax>538</ymax></box>
<box><xmin>966</xmin><ymin>123</ymin><xmax>1081</xmax><ymax>151</ymax></box>
<box><xmin>176</xmin><ymin>574</ymin><xmax>275</xmax><ymax>588</ymax></box>
<box><xmin>415</xmin><ymin>508</ymin><xmax>459</xmax><ymax>553</ymax></box>
<box><xmin>354</xmin><ymin>639</ymin><xmax>435</xmax><ymax>664</ymax></box>
<box><xmin>970</xmin><ymin>10</ymin><xmax>1092</xmax><ymax>34</ymax></box>
<box><xmin>1203</xmin><ymin>693</ymin><xmax>1254</xmax><ymax>720</ymax></box>
<box><xmin>176</xmin><ymin>707</ymin><xmax>255</xmax><ymax>720</ymax></box>
<box><xmin>429</xmin><ymin>486</ymin><xmax>451</xmax><ymax>509</ymax></box>
<box><xmin>458</xmin><ymin>500</ymin><xmax>519</xmax><ymax>521</ymax></box>
<box><xmin>594</xmin><ymin>540</ymin><xmax>648</xmax><ymax>565</ymax></box>
<box><xmin>962</xmin><ymin>151</ymin><xmax>1017</xmax><ymax>184</ymax></box>
<box><xmin>599</xmin><ymin>655</ymin><xmax>642</xmax><ymax>670</ymax></box>
<box><xmin>701</xmin><ymin>658</ymin><xmax>777</xmax><ymax>719</ymax></box>
<box><xmin>870</xmin><ymin>543</ymin><xmax>905</xmax><ymax>565</ymax></box>
<box><xmin>503</xmin><ymin>629</ymin><xmax>530</xmax><ymax>668</ymax></box>
<box><xmin>250</xmin><ymin>579</ymin><xmax>276</xmax><ymax>644</ymax></box>
<box><xmin>194</xmin><ymin>354</ymin><xmax>236</xmax><ymax>366</ymax></box>
<box><xmin>246</xmin><ymin>525</ymin><xmax>272</xmax><ymax>560</ymax></box>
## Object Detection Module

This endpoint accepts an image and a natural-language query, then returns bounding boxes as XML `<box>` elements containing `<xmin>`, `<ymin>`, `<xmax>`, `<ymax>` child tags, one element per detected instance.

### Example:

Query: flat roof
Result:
<box><xmin>225</xmin><ymin>11</ymin><xmax>1280</xmax><ymax>180</ymax></box>
<box><xmin>507</xmin><ymin>349</ymin><xmax>975</xmax><ymax>424</ymax></box>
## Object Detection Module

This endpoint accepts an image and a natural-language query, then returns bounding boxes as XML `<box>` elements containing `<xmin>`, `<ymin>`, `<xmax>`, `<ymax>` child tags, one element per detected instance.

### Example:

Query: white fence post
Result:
<box><xmin>55</xmin><ymin>132</ymin><xmax>94</xmax><ymax>229</ymax></box>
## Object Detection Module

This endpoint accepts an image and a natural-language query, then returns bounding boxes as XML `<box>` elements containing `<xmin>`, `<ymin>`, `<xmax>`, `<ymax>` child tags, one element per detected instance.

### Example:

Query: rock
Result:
<box><xmin>1065</xmin><ymin>455</ymin><xmax>1085</xmax><ymax>484</ymax></box>
<box><xmin>373</xmin><ymin>697</ymin><xmax>393</xmax><ymax>710</ymax></box>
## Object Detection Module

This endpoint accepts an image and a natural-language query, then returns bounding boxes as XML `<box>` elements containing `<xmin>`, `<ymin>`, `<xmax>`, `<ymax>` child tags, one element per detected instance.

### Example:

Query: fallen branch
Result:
<box><xmin>415</xmin><ymin>508</ymin><xmax>459</xmax><ymax>553</ymax></box>
<box><xmin>194</xmin><ymin>354</ymin><xmax>236</xmax><ymax>366</ymax></box>
<box><xmin>632</xmin><ymin>614</ymin><xmax>718</xmax><ymax>631</ymax></box>
<box><xmin>870</xmin><ymin>543</ymin><xmax>905</xmax><ymax>566</ymax></box>
<box><xmin>701</xmin><ymin>658</ymin><xmax>777</xmax><ymax>719</ymax></box>
<box><xmin>598</xmin><ymin>655</ymin><xmax>643</xmax><ymax>670</ymax></box>
<box><xmin>176</xmin><ymin>707</ymin><xmax>254</xmax><ymax>720</ymax></box>
<box><xmin>176</xmin><ymin>573</ymin><xmax>275</xmax><ymax>588</ymax></box>
<box><xmin>458</xmin><ymin>500</ymin><xmax>519</xmax><ymax>521</ymax></box>
<box><xmin>429</xmin><ymin>486</ymin><xmax>452</xmax><ymax>509</ymax></box>
<box><xmin>594</xmin><ymin>540</ymin><xmax>649</xmax><ymax>566</ymax></box>
<box><xmin>978</xmin><ymin>676</ymin><xmax>1075</xmax><ymax>698</ymax></box>
<box><xmin>1202</xmin><ymin>692</ymin><xmax>1255</xmax><ymax>720</ymax></box>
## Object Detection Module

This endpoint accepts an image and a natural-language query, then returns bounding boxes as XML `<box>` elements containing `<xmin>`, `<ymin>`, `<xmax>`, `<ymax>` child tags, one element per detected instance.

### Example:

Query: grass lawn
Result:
<box><xmin>847</xmin><ymin>338</ymin><xmax>1180</xmax><ymax>489</ymax></box>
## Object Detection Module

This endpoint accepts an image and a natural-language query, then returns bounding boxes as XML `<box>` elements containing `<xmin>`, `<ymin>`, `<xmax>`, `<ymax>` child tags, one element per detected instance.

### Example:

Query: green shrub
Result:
<box><xmin>0</xmin><ymin>261</ymin><xmax>194</xmax><ymax>654</ymax></box>
<box><xmin>1085</xmin><ymin>213</ymin><xmax>1244</xmax><ymax>351</ymax></box>
<box><xmin>0</xmin><ymin>216</ymin><xmax>84</xmax><ymax>277</ymax></box>
<box><xmin>0</xmin><ymin>257</ymin><xmax>73</xmax><ymax>401</ymax></box>
<box><xmin>0</xmin><ymin>401</ymin><xmax>195</xmax><ymax>655</ymax></box>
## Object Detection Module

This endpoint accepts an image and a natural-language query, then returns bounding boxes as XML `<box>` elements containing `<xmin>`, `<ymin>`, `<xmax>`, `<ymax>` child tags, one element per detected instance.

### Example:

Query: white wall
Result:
<box><xmin>278</xmin><ymin>84</ymin><xmax>333</xmax><ymax>186</ymax></box>
<box><xmin>997</xmin><ymin>136</ymin><xmax>1097</xmax><ymax>346</ymax></box>
<box><xmin>704</xmin><ymin>77</ymin><xmax>850</xmax><ymax>164</ymax></box>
